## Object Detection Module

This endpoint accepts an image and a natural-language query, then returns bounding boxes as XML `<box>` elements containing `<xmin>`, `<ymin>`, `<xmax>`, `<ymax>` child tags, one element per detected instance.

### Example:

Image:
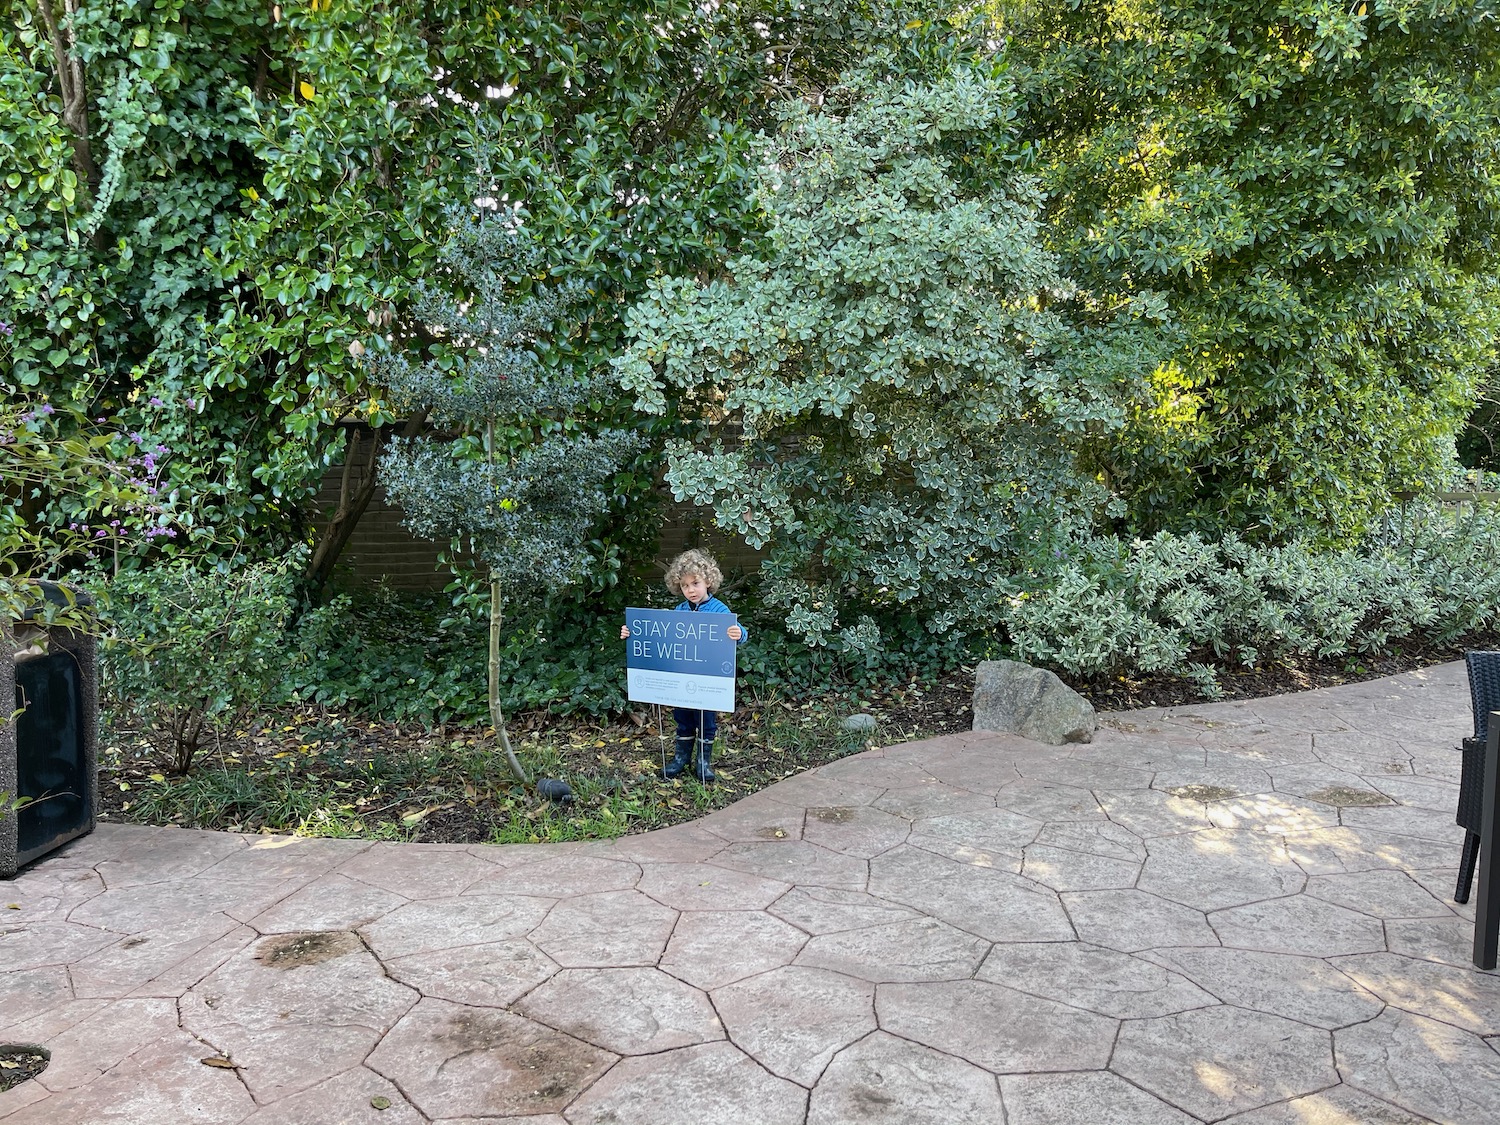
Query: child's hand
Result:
<box><xmin>727</xmin><ymin>625</ymin><xmax>743</xmax><ymax>641</ymax></box>
<box><xmin>620</xmin><ymin>624</ymin><xmax>631</xmax><ymax>639</ymax></box>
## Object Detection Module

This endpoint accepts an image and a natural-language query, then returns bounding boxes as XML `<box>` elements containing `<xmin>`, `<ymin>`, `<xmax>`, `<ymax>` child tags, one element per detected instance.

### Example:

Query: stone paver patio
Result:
<box><xmin>3</xmin><ymin>661</ymin><xmax>1499</xmax><ymax>1123</ymax></box>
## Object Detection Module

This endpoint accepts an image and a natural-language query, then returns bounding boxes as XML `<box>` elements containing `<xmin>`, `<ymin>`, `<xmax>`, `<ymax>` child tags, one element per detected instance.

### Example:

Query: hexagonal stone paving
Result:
<box><xmin>516</xmin><ymin>967</ymin><xmax>722</xmax><ymax>1053</ymax></box>
<box><xmin>0</xmin><ymin>966</ymin><xmax>73</xmax><ymax>1033</ymax></box>
<box><xmin>906</xmin><ymin>806</ymin><xmax>1043</xmax><ymax>865</ymax></box>
<box><xmin>19</xmin><ymin>996</ymin><xmax>177</xmax><ymax>1092</ymax></box>
<box><xmin>383</xmin><ymin>937</ymin><xmax>558</xmax><ymax>1007</ymax></box>
<box><xmin>802</xmin><ymin>805</ymin><xmax>912</xmax><ymax>857</ymax></box>
<box><xmin>876</xmin><ymin>979</ymin><xmax>1116</xmax><ymax>1072</ymax></box>
<box><xmin>1001</xmin><ymin>1071</ymin><xmax>1199</xmax><ymax>1125</ymax></box>
<box><xmin>4</xmin><ymin>661</ymin><xmax>1491</xmax><ymax>1125</ymax></box>
<box><xmin>1114</xmin><ymin>1006</ymin><xmax>1337</xmax><ymax>1120</ymax></box>
<box><xmin>1145</xmin><ymin>946</ymin><xmax>1382</xmax><ymax>1030</ymax></box>
<box><xmin>991</xmin><ymin>782</ymin><xmax>1104</xmax><ymax>823</ymax></box>
<box><xmin>1332</xmin><ymin>952</ymin><xmax>1500</xmax><ymax>1036</ymax></box>
<box><xmin>713</xmin><ymin>966</ymin><xmax>876</xmax><ymax>1086</ymax></box>
<box><xmin>359</xmin><ymin>894</ymin><xmax>553</xmax><ymax>959</ymax></box>
<box><xmin>1020</xmin><ymin>844</ymin><xmax>1141</xmax><ymax>891</ymax></box>
<box><xmin>247</xmin><ymin>873</ymin><xmax>407</xmax><ymax>934</ymax></box>
<box><xmin>869</xmin><ymin>846</ymin><xmax>1073</xmax><ymax>942</ymax></box>
<box><xmin>529</xmin><ymin>890</ymin><xmax>678</xmax><ymax>967</ymax></box>
<box><xmin>67</xmin><ymin>911</ymin><xmax>245</xmax><ymax>999</ymax></box>
<box><xmin>1305</xmin><ymin>869</ymin><xmax>1456</xmax><ymax>919</ymax></box>
<box><xmin>1216</xmin><ymin>1085</ymin><xmax>1441</xmax><ymax>1124</ymax></box>
<box><xmin>659</xmin><ymin>909</ymin><xmax>807</xmax><ymax>989</ymax></box>
<box><xmin>711</xmin><ymin>840</ymin><xmax>869</xmax><ymax>889</ymax></box>
<box><xmin>1336</xmin><ymin>1008</ymin><xmax>1500</xmax><ymax>1124</ymax></box>
<box><xmin>980</xmin><ymin>942</ymin><xmax>1216</xmax><ymax>1019</ymax></box>
<box><xmin>366</xmin><ymin>997</ymin><xmax>615</xmax><ymax>1119</ymax></box>
<box><xmin>182</xmin><ymin>932</ymin><xmax>416</xmax><ymax>1102</ymax></box>
<box><xmin>0</xmin><ymin>1028</ymin><xmax>258</xmax><ymax>1124</ymax></box>
<box><xmin>1093</xmin><ymin>788</ymin><xmax>1215</xmax><ymax>837</ymax></box>
<box><xmin>236</xmin><ymin>1066</ymin><xmax>422</xmax><ymax>1125</ymax></box>
<box><xmin>566</xmin><ymin>1042</ymin><xmax>806</xmax><ymax>1125</ymax></box>
<box><xmin>480</xmin><ymin>854</ymin><xmax>641</xmax><ymax>896</ymax></box>
<box><xmin>808</xmin><ymin>1031</ymin><xmax>1003</xmax><ymax>1125</ymax></box>
<box><xmin>1137</xmin><ymin>829</ymin><xmax>1306</xmax><ymax>910</ymax></box>
<box><xmin>636</xmin><ymin>861</ymin><xmax>789</xmax><ymax>911</ymax></box>
<box><xmin>1206</xmin><ymin>791</ymin><xmax>1341</xmax><ymax>834</ymax></box>
<box><xmin>767</xmin><ymin>886</ymin><xmax>922</xmax><ymax>934</ymax></box>
<box><xmin>797</xmin><ymin>916</ymin><xmax>991</xmax><ymax>983</ymax></box>
<box><xmin>1210</xmin><ymin>893</ymin><xmax>1385</xmax><ymax>957</ymax></box>
<box><xmin>335</xmin><ymin>844</ymin><xmax>498</xmax><ymax>898</ymax></box>
<box><xmin>1061</xmin><ymin>889</ymin><xmax>1218</xmax><ymax>952</ymax></box>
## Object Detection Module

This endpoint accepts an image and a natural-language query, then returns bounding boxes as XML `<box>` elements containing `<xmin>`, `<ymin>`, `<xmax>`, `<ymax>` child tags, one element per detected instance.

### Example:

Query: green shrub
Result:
<box><xmin>616</xmin><ymin>63</ymin><xmax>1168</xmax><ymax>656</ymax></box>
<box><xmin>1003</xmin><ymin>504</ymin><xmax>1500</xmax><ymax>678</ymax></box>
<box><xmin>282</xmin><ymin>587</ymin><xmax>632</xmax><ymax>723</ymax></box>
<box><xmin>98</xmin><ymin>556</ymin><xmax>300</xmax><ymax>773</ymax></box>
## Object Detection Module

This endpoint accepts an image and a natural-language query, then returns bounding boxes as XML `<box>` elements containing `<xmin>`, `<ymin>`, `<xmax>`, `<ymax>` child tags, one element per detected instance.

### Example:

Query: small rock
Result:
<box><xmin>972</xmin><ymin>659</ymin><xmax>1096</xmax><ymax>745</ymax></box>
<box><xmin>840</xmin><ymin>713</ymin><xmax>877</xmax><ymax>734</ymax></box>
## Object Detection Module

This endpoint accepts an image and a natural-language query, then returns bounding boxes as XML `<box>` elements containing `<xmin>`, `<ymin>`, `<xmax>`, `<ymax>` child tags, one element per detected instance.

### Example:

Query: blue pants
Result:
<box><xmin>673</xmin><ymin>708</ymin><xmax>717</xmax><ymax>745</ymax></box>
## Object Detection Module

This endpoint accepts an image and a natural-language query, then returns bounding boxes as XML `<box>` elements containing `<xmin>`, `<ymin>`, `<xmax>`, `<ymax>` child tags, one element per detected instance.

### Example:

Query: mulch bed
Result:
<box><xmin>0</xmin><ymin>1047</ymin><xmax>49</xmax><ymax>1093</ymax></box>
<box><xmin>96</xmin><ymin>628</ymin><xmax>1497</xmax><ymax>845</ymax></box>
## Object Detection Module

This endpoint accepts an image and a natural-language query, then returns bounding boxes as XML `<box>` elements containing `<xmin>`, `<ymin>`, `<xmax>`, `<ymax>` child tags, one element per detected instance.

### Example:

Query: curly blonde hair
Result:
<box><xmin>665</xmin><ymin>549</ymin><xmax>723</xmax><ymax>597</ymax></box>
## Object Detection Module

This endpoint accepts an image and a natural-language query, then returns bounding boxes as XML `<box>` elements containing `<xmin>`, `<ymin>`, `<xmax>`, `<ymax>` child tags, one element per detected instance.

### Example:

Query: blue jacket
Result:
<box><xmin>676</xmin><ymin>595</ymin><xmax>748</xmax><ymax>643</ymax></box>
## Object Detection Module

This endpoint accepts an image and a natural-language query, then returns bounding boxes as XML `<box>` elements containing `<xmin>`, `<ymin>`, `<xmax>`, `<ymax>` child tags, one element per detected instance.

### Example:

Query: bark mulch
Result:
<box><xmin>96</xmin><ymin>629</ymin><xmax>1496</xmax><ymax>845</ymax></box>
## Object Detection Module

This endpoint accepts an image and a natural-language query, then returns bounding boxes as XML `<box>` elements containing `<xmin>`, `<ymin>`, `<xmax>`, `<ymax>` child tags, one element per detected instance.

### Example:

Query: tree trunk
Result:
<box><xmin>35</xmin><ymin>0</ymin><xmax>97</xmax><ymax>192</ymax></box>
<box><xmin>303</xmin><ymin>411</ymin><xmax>428</xmax><ymax>600</ymax></box>
<box><xmin>489</xmin><ymin>571</ymin><xmax>529</xmax><ymax>784</ymax></box>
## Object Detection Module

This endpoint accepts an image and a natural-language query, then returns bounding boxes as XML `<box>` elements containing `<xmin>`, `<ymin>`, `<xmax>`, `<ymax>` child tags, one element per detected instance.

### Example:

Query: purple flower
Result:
<box><xmin>129</xmin><ymin>431</ymin><xmax>142</xmax><ymax>445</ymax></box>
<box><xmin>0</xmin><ymin>321</ymin><xmax>12</xmax><ymax>335</ymax></box>
<box><xmin>96</xmin><ymin>530</ymin><xmax>107</xmax><ymax>538</ymax></box>
<box><xmin>39</xmin><ymin>403</ymin><xmax>54</xmax><ymax>415</ymax></box>
<box><xmin>149</xmin><ymin>397</ymin><xmax>163</xmax><ymax>407</ymax></box>
<box><xmin>154</xmin><ymin>444</ymin><xmax>167</xmax><ymax>455</ymax></box>
<box><xmin>184</xmin><ymin>398</ymin><xmax>197</xmax><ymax>410</ymax></box>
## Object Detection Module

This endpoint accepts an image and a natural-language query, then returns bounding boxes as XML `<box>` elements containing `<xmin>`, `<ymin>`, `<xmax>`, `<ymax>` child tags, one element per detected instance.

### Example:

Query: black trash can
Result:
<box><xmin>2</xmin><ymin>583</ymin><xmax>97</xmax><ymax>878</ymax></box>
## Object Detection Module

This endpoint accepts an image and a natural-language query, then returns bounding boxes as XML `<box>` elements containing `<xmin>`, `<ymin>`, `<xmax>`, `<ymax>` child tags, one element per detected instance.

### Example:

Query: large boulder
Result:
<box><xmin>972</xmin><ymin>659</ymin><xmax>1096</xmax><ymax>745</ymax></box>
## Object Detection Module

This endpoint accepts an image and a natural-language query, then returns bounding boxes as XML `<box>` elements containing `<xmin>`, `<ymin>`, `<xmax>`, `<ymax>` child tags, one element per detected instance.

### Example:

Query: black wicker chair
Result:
<box><xmin>1457</xmin><ymin>651</ymin><xmax>1500</xmax><ymax>904</ymax></box>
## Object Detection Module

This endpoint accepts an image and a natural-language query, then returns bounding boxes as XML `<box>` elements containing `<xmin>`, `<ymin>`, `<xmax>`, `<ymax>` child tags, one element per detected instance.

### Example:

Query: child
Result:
<box><xmin>621</xmin><ymin>549</ymin><xmax>745</xmax><ymax>782</ymax></box>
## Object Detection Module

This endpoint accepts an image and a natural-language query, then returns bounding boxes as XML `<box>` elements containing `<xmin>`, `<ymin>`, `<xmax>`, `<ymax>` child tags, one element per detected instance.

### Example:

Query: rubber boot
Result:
<box><xmin>662</xmin><ymin>737</ymin><xmax>692</xmax><ymax>779</ymax></box>
<box><xmin>693</xmin><ymin>738</ymin><xmax>716</xmax><ymax>784</ymax></box>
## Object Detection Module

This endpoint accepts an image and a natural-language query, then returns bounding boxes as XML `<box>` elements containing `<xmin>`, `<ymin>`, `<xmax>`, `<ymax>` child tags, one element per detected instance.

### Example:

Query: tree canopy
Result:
<box><xmin>4</xmin><ymin>0</ymin><xmax>1499</xmax><ymax>650</ymax></box>
<box><xmin>1007</xmin><ymin>0</ymin><xmax>1500</xmax><ymax>537</ymax></box>
<box><xmin>2</xmin><ymin>0</ymin><xmax>891</xmax><ymax>567</ymax></box>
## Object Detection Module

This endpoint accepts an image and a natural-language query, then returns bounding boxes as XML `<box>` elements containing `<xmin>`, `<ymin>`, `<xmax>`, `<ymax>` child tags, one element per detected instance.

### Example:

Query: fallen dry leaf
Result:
<box><xmin>200</xmin><ymin>1057</ymin><xmax>240</xmax><ymax>1069</ymax></box>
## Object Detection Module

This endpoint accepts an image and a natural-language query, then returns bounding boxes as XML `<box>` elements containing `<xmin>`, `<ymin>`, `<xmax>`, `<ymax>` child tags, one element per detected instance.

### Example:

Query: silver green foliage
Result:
<box><xmin>376</xmin><ymin>212</ymin><xmax>638</xmax><ymax>588</ymax></box>
<box><xmin>615</xmin><ymin>63</ymin><xmax>1168</xmax><ymax>650</ymax></box>
<box><xmin>1004</xmin><ymin>502</ymin><xmax>1500</xmax><ymax>679</ymax></box>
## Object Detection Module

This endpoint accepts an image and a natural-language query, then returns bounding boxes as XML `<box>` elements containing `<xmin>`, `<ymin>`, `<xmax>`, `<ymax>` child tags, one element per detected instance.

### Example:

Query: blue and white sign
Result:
<box><xmin>624</xmin><ymin>607</ymin><xmax>737</xmax><ymax>712</ymax></box>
